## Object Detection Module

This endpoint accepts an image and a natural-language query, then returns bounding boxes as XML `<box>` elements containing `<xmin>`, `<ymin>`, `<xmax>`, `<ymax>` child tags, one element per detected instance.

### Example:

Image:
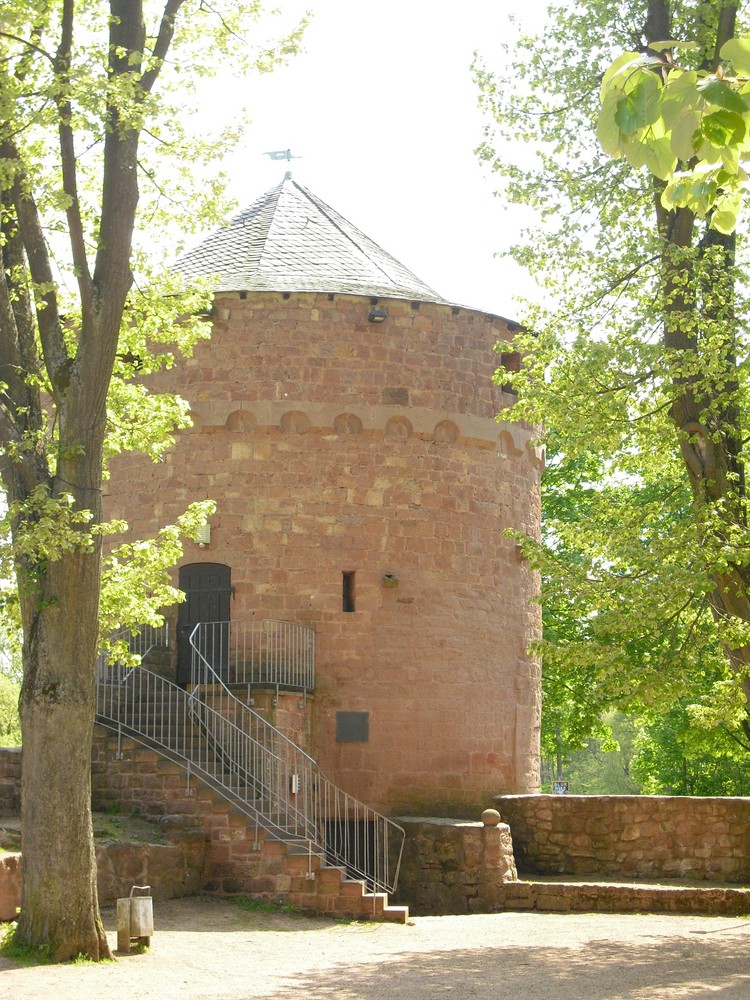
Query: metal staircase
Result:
<box><xmin>94</xmin><ymin>622</ymin><xmax>404</xmax><ymax>896</ymax></box>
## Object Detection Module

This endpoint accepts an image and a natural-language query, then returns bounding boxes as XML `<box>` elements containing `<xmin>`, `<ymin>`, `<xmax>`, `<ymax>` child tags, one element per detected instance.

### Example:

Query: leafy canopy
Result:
<box><xmin>599</xmin><ymin>36</ymin><xmax>750</xmax><ymax>231</ymax></box>
<box><xmin>476</xmin><ymin>0</ymin><xmax>750</xmax><ymax>752</ymax></box>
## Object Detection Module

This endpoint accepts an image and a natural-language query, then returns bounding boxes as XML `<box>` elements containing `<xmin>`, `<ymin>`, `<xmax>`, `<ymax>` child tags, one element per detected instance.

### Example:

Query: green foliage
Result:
<box><xmin>631</xmin><ymin>703</ymin><xmax>750</xmax><ymax>794</ymax></box>
<box><xmin>477</xmin><ymin>0</ymin><xmax>750</xmax><ymax>752</ymax></box>
<box><xmin>599</xmin><ymin>36</ymin><xmax>750</xmax><ymax>231</ymax></box>
<box><xmin>543</xmin><ymin>711</ymin><xmax>641</xmax><ymax>794</ymax></box>
<box><xmin>0</xmin><ymin>673</ymin><xmax>21</xmax><ymax>746</ymax></box>
<box><xmin>0</xmin><ymin>923</ymin><xmax>52</xmax><ymax>964</ymax></box>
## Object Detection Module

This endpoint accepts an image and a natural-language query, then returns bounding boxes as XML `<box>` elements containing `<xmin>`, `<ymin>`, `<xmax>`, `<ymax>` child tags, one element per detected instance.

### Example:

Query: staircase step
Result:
<box><xmin>363</xmin><ymin>893</ymin><xmax>410</xmax><ymax>923</ymax></box>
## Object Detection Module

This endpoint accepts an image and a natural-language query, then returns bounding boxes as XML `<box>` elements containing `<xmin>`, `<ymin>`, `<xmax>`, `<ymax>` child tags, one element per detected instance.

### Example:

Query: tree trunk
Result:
<box><xmin>18</xmin><ymin>706</ymin><xmax>107</xmax><ymax>961</ymax></box>
<box><xmin>15</xmin><ymin>539</ymin><xmax>111</xmax><ymax>961</ymax></box>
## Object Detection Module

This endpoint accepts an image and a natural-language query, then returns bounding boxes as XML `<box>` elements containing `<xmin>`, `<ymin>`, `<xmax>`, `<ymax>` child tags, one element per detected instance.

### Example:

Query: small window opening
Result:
<box><xmin>342</xmin><ymin>571</ymin><xmax>356</xmax><ymax>613</ymax></box>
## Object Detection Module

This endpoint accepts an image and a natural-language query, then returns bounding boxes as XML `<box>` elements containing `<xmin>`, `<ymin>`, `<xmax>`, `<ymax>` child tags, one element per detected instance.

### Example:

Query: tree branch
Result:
<box><xmin>0</xmin><ymin>30</ymin><xmax>54</xmax><ymax>65</ymax></box>
<box><xmin>140</xmin><ymin>0</ymin><xmax>187</xmax><ymax>94</ymax></box>
<box><xmin>0</xmin><ymin>140</ymin><xmax>69</xmax><ymax>392</ymax></box>
<box><xmin>54</xmin><ymin>0</ymin><xmax>94</xmax><ymax>316</ymax></box>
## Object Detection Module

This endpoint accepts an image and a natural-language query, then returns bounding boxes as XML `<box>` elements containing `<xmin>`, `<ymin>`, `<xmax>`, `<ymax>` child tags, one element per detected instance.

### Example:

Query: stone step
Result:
<box><xmin>505</xmin><ymin>877</ymin><xmax>750</xmax><ymax>916</ymax></box>
<box><xmin>363</xmin><ymin>892</ymin><xmax>409</xmax><ymax>923</ymax></box>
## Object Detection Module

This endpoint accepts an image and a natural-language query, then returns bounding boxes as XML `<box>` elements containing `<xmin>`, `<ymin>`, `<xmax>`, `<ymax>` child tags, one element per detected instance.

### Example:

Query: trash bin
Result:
<box><xmin>117</xmin><ymin>885</ymin><xmax>153</xmax><ymax>952</ymax></box>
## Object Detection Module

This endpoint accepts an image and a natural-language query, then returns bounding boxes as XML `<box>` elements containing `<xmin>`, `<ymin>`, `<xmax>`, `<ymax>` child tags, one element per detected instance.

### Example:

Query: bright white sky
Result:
<box><xmin>208</xmin><ymin>0</ymin><xmax>547</xmax><ymax>319</ymax></box>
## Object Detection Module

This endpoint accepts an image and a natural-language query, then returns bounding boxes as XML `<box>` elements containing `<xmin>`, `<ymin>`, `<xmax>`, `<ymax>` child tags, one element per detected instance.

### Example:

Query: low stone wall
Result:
<box><xmin>0</xmin><ymin>830</ymin><xmax>207</xmax><ymax>922</ymax></box>
<box><xmin>393</xmin><ymin>815</ymin><xmax>517</xmax><ymax>915</ymax></box>
<box><xmin>496</xmin><ymin>879</ymin><xmax>750</xmax><ymax>915</ymax></box>
<box><xmin>494</xmin><ymin>794</ymin><xmax>750</xmax><ymax>882</ymax></box>
<box><xmin>0</xmin><ymin>748</ymin><xmax>21</xmax><ymax>816</ymax></box>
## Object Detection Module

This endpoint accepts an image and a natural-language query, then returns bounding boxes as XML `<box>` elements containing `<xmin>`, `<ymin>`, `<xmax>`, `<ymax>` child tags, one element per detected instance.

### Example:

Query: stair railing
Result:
<box><xmin>94</xmin><ymin>620</ymin><xmax>404</xmax><ymax>894</ymax></box>
<box><xmin>189</xmin><ymin>619</ymin><xmax>314</xmax><ymax>693</ymax></box>
<box><xmin>188</xmin><ymin>623</ymin><xmax>404</xmax><ymax>894</ymax></box>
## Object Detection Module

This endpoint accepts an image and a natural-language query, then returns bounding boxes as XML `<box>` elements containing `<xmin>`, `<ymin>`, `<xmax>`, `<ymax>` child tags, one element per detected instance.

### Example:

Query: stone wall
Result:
<box><xmin>495</xmin><ymin>794</ymin><xmax>750</xmax><ymax>882</ymax></box>
<box><xmin>0</xmin><ymin>748</ymin><xmax>21</xmax><ymax>815</ymax></box>
<box><xmin>105</xmin><ymin>291</ymin><xmax>543</xmax><ymax>817</ymax></box>
<box><xmin>393</xmin><ymin>815</ymin><xmax>517</xmax><ymax>915</ymax></box>
<box><xmin>1</xmin><ymin>834</ymin><xmax>207</xmax><ymax>922</ymax></box>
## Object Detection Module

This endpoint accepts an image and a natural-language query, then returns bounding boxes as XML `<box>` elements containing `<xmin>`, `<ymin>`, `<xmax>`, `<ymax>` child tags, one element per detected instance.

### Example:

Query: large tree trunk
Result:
<box><xmin>13</xmin><ymin>440</ymin><xmax>112</xmax><ymax>959</ymax></box>
<box><xmin>18</xmin><ymin>699</ymin><xmax>107</xmax><ymax>961</ymax></box>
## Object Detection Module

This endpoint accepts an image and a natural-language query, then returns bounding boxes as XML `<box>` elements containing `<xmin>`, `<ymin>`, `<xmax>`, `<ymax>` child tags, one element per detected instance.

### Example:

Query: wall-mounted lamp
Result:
<box><xmin>196</xmin><ymin>523</ymin><xmax>211</xmax><ymax>547</ymax></box>
<box><xmin>382</xmin><ymin>573</ymin><xmax>399</xmax><ymax>589</ymax></box>
<box><xmin>368</xmin><ymin>307</ymin><xmax>388</xmax><ymax>324</ymax></box>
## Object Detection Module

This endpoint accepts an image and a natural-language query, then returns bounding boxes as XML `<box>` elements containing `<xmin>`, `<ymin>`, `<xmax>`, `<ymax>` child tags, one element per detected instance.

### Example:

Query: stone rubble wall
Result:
<box><xmin>494</xmin><ymin>879</ymin><xmax>750</xmax><ymax>915</ymax></box>
<box><xmin>0</xmin><ymin>834</ymin><xmax>207</xmax><ymax>922</ymax></box>
<box><xmin>494</xmin><ymin>794</ymin><xmax>750</xmax><ymax>882</ymax></box>
<box><xmin>393</xmin><ymin>816</ymin><xmax>517</xmax><ymax>915</ymax></box>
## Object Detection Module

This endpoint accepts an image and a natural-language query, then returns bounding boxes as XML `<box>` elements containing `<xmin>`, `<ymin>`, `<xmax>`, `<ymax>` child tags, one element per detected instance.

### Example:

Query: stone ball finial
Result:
<box><xmin>481</xmin><ymin>808</ymin><xmax>502</xmax><ymax>827</ymax></box>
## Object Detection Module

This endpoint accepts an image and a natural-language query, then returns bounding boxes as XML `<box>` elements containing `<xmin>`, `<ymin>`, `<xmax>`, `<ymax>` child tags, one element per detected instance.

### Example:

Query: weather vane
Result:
<box><xmin>264</xmin><ymin>149</ymin><xmax>301</xmax><ymax>162</ymax></box>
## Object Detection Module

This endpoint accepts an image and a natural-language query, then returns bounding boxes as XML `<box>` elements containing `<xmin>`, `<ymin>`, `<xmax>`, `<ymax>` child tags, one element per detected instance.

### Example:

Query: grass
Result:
<box><xmin>0</xmin><ymin>923</ymin><xmax>52</xmax><ymax>965</ymax></box>
<box><xmin>235</xmin><ymin>895</ymin><xmax>301</xmax><ymax>917</ymax></box>
<box><xmin>0</xmin><ymin>823</ymin><xmax>20</xmax><ymax>853</ymax></box>
<box><xmin>0</xmin><ymin>922</ymin><xmax>117</xmax><ymax>966</ymax></box>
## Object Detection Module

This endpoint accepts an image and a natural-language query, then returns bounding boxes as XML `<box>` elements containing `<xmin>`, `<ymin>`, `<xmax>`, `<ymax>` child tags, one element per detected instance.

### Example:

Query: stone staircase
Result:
<box><xmin>93</xmin><ymin>672</ymin><xmax>408</xmax><ymax>923</ymax></box>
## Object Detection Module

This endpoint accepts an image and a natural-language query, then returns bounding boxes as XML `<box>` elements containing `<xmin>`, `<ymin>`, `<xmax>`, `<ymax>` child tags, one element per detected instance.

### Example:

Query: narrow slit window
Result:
<box><xmin>342</xmin><ymin>571</ymin><xmax>356</xmax><ymax>613</ymax></box>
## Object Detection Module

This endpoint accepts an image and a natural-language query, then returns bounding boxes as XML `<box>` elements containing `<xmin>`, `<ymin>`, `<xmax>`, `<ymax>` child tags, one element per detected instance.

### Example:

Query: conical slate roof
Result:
<box><xmin>173</xmin><ymin>175</ymin><xmax>446</xmax><ymax>302</ymax></box>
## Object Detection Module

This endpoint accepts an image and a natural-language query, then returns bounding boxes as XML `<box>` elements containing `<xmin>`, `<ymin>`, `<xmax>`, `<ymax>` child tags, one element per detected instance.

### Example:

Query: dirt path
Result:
<box><xmin>2</xmin><ymin>897</ymin><xmax>750</xmax><ymax>999</ymax></box>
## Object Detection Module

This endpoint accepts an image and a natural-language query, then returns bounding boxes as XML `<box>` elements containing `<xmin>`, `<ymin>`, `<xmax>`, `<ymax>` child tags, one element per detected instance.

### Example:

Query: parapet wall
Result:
<box><xmin>494</xmin><ymin>794</ymin><xmax>750</xmax><ymax>882</ymax></box>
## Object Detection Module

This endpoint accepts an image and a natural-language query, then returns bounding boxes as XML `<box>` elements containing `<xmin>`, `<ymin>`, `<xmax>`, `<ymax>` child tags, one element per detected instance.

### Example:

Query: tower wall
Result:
<box><xmin>106</xmin><ymin>292</ymin><xmax>542</xmax><ymax>816</ymax></box>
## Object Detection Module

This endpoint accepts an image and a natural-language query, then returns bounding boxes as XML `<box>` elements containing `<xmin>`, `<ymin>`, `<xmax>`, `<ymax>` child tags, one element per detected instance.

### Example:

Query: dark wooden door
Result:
<box><xmin>177</xmin><ymin>563</ymin><xmax>232</xmax><ymax>684</ymax></box>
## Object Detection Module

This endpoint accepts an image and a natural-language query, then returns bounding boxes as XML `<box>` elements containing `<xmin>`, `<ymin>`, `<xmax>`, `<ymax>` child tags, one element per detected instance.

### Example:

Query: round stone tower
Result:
<box><xmin>106</xmin><ymin>176</ymin><xmax>542</xmax><ymax>817</ymax></box>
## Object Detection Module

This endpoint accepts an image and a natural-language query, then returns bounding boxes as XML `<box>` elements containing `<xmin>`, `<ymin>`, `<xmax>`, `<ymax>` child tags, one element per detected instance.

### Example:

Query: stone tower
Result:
<box><xmin>106</xmin><ymin>175</ymin><xmax>542</xmax><ymax>817</ymax></box>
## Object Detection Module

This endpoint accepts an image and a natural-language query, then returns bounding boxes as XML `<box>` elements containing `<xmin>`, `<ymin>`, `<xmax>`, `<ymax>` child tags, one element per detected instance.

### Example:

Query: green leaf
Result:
<box><xmin>711</xmin><ymin>190</ymin><xmax>742</xmax><ymax>233</ymax></box>
<box><xmin>660</xmin><ymin>175</ymin><xmax>692</xmax><ymax>209</ymax></box>
<box><xmin>669</xmin><ymin>106</ymin><xmax>702</xmax><ymax>161</ymax></box>
<box><xmin>600</xmin><ymin>51</ymin><xmax>648</xmax><ymax>95</ymax></box>
<box><xmin>641</xmin><ymin>136</ymin><xmax>678</xmax><ymax>179</ymax></box>
<box><xmin>622</xmin><ymin>140</ymin><xmax>650</xmax><ymax>169</ymax></box>
<box><xmin>698</xmin><ymin>79</ymin><xmax>748</xmax><ymax>115</ymax></box>
<box><xmin>720</xmin><ymin>37</ymin><xmax>750</xmax><ymax>76</ymax></box>
<box><xmin>700</xmin><ymin>109</ymin><xmax>746</xmax><ymax>148</ymax></box>
<box><xmin>614</xmin><ymin>77</ymin><xmax>661</xmax><ymax>136</ymax></box>
<box><xmin>597</xmin><ymin>89</ymin><xmax>627</xmax><ymax>155</ymax></box>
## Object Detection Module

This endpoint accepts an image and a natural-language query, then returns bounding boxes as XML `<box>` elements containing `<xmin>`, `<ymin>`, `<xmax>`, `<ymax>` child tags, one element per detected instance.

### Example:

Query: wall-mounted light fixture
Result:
<box><xmin>368</xmin><ymin>307</ymin><xmax>388</xmax><ymax>324</ymax></box>
<box><xmin>382</xmin><ymin>573</ymin><xmax>398</xmax><ymax>589</ymax></box>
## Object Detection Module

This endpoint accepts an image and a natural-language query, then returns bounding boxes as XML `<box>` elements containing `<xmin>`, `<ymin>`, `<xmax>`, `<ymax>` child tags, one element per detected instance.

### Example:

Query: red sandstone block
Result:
<box><xmin>339</xmin><ymin>879</ymin><xmax>367</xmax><ymax>899</ymax></box>
<box><xmin>315</xmin><ymin>867</ymin><xmax>344</xmax><ymax>890</ymax></box>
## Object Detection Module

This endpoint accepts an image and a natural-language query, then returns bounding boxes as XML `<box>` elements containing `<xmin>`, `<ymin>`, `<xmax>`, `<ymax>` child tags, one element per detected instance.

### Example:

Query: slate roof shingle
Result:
<box><xmin>172</xmin><ymin>175</ymin><xmax>447</xmax><ymax>303</ymax></box>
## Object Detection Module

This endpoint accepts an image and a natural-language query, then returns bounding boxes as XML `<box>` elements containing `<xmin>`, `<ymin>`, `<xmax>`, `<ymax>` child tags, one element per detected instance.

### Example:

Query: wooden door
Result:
<box><xmin>176</xmin><ymin>563</ymin><xmax>232</xmax><ymax>684</ymax></box>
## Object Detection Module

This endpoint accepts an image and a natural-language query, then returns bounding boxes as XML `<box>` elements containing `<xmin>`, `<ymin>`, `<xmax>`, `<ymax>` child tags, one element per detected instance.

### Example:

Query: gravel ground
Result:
<box><xmin>2</xmin><ymin>896</ymin><xmax>750</xmax><ymax>999</ymax></box>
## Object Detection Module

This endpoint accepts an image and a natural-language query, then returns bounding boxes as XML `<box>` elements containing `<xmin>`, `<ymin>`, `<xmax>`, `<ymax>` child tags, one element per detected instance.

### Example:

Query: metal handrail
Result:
<box><xmin>96</xmin><ymin>623</ymin><xmax>170</xmax><ymax>683</ymax></box>
<box><xmin>94</xmin><ymin>620</ymin><xmax>404</xmax><ymax>895</ymax></box>
<box><xmin>187</xmin><ymin>623</ymin><xmax>404</xmax><ymax>895</ymax></box>
<box><xmin>190</xmin><ymin>620</ymin><xmax>314</xmax><ymax>693</ymax></box>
